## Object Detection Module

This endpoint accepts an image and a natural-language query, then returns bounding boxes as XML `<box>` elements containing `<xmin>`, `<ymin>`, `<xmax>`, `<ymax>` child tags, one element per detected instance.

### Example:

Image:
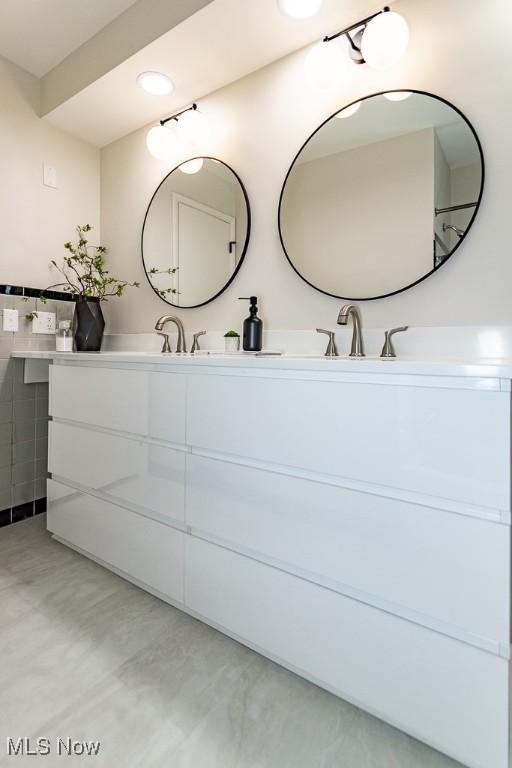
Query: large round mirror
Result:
<box><xmin>142</xmin><ymin>157</ymin><xmax>250</xmax><ymax>307</ymax></box>
<box><xmin>279</xmin><ymin>91</ymin><xmax>484</xmax><ymax>300</ymax></box>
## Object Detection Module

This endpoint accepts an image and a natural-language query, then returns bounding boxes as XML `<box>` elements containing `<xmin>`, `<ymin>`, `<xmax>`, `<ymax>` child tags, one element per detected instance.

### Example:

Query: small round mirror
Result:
<box><xmin>142</xmin><ymin>157</ymin><xmax>250</xmax><ymax>307</ymax></box>
<box><xmin>279</xmin><ymin>91</ymin><xmax>484</xmax><ymax>300</ymax></box>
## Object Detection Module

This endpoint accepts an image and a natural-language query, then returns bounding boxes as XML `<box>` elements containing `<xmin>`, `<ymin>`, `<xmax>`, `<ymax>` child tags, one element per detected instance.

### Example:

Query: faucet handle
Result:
<box><xmin>191</xmin><ymin>331</ymin><xmax>206</xmax><ymax>354</ymax></box>
<box><xmin>380</xmin><ymin>326</ymin><xmax>408</xmax><ymax>358</ymax></box>
<box><xmin>156</xmin><ymin>332</ymin><xmax>171</xmax><ymax>354</ymax></box>
<box><xmin>316</xmin><ymin>329</ymin><xmax>339</xmax><ymax>357</ymax></box>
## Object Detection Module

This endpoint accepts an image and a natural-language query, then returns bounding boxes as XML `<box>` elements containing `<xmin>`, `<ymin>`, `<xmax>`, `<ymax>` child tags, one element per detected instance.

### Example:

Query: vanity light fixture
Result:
<box><xmin>304</xmin><ymin>38</ymin><xmax>348</xmax><ymax>91</ymax></box>
<box><xmin>360</xmin><ymin>10</ymin><xmax>409</xmax><ymax>69</ymax></box>
<box><xmin>146</xmin><ymin>124</ymin><xmax>177</xmax><ymax>160</ymax></box>
<box><xmin>336</xmin><ymin>101</ymin><xmax>361</xmax><ymax>118</ymax></box>
<box><xmin>137</xmin><ymin>71</ymin><xmax>174</xmax><ymax>96</ymax></box>
<box><xmin>175</xmin><ymin>107</ymin><xmax>210</xmax><ymax>148</ymax></box>
<box><xmin>317</xmin><ymin>6</ymin><xmax>409</xmax><ymax>72</ymax></box>
<box><xmin>384</xmin><ymin>90</ymin><xmax>412</xmax><ymax>101</ymax></box>
<box><xmin>179</xmin><ymin>158</ymin><xmax>204</xmax><ymax>174</ymax></box>
<box><xmin>146</xmin><ymin>103</ymin><xmax>210</xmax><ymax>160</ymax></box>
<box><xmin>278</xmin><ymin>0</ymin><xmax>323</xmax><ymax>20</ymax></box>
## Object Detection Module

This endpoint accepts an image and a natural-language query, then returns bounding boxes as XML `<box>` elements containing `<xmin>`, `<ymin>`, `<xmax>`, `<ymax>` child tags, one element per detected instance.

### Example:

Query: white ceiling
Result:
<box><xmin>0</xmin><ymin>0</ymin><xmax>138</xmax><ymax>77</ymax></box>
<box><xmin>299</xmin><ymin>93</ymin><xmax>481</xmax><ymax>169</ymax></box>
<box><xmin>42</xmin><ymin>0</ymin><xmax>391</xmax><ymax>147</ymax></box>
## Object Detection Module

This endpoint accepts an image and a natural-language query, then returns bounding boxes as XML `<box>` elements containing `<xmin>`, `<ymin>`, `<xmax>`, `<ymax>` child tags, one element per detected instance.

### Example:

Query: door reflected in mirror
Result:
<box><xmin>279</xmin><ymin>91</ymin><xmax>483</xmax><ymax>300</ymax></box>
<box><xmin>142</xmin><ymin>157</ymin><xmax>250</xmax><ymax>307</ymax></box>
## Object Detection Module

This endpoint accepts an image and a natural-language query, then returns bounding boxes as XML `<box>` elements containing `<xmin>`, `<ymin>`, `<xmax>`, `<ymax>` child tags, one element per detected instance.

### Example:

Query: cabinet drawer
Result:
<box><xmin>187</xmin><ymin>374</ymin><xmax>510</xmax><ymax>510</ymax></box>
<box><xmin>50</xmin><ymin>365</ymin><xmax>186</xmax><ymax>443</ymax></box>
<box><xmin>185</xmin><ymin>536</ymin><xmax>508</xmax><ymax>768</ymax></box>
<box><xmin>186</xmin><ymin>455</ymin><xmax>509</xmax><ymax>647</ymax></box>
<box><xmin>51</xmin><ymin>365</ymin><xmax>149</xmax><ymax>433</ymax></box>
<box><xmin>47</xmin><ymin>480</ymin><xmax>184</xmax><ymax>602</ymax></box>
<box><xmin>50</xmin><ymin>421</ymin><xmax>185</xmax><ymax>524</ymax></box>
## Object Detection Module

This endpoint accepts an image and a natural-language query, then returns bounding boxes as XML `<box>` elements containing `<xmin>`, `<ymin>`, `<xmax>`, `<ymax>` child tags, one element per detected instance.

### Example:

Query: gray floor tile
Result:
<box><xmin>0</xmin><ymin>517</ymin><xmax>463</xmax><ymax>768</ymax></box>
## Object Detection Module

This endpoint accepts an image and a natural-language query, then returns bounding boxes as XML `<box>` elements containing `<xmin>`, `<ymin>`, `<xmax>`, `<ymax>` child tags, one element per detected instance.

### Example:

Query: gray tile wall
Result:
<box><xmin>0</xmin><ymin>294</ymin><xmax>74</xmax><ymax>526</ymax></box>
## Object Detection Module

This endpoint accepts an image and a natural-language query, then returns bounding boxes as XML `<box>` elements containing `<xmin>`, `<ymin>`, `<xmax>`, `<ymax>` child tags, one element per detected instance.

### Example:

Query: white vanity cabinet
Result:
<box><xmin>45</xmin><ymin>357</ymin><xmax>512</xmax><ymax>768</ymax></box>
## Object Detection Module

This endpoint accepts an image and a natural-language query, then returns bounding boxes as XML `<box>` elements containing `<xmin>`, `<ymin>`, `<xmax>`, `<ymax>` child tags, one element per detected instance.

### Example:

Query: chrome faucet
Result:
<box><xmin>316</xmin><ymin>329</ymin><xmax>338</xmax><ymax>357</ymax></box>
<box><xmin>380</xmin><ymin>326</ymin><xmax>408</xmax><ymax>358</ymax></box>
<box><xmin>154</xmin><ymin>315</ymin><xmax>187</xmax><ymax>353</ymax></box>
<box><xmin>337</xmin><ymin>304</ymin><xmax>365</xmax><ymax>357</ymax></box>
<box><xmin>191</xmin><ymin>330</ymin><xmax>206</xmax><ymax>353</ymax></box>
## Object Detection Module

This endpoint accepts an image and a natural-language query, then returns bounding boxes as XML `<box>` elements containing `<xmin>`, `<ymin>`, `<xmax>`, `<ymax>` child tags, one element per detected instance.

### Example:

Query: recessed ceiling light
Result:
<box><xmin>278</xmin><ymin>0</ymin><xmax>323</xmax><ymax>20</ymax></box>
<box><xmin>137</xmin><ymin>71</ymin><xmax>174</xmax><ymax>96</ymax></box>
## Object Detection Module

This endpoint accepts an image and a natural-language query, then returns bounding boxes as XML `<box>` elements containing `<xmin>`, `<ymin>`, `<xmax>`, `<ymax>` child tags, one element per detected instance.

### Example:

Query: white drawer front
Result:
<box><xmin>185</xmin><ymin>537</ymin><xmax>508</xmax><ymax>768</ymax></box>
<box><xmin>148</xmin><ymin>370</ymin><xmax>187</xmax><ymax>443</ymax></box>
<box><xmin>187</xmin><ymin>374</ymin><xmax>510</xmax><ymax>510</ymax></box>
<box><xmin>48</xmin><ymin>480</ymin><xmax>184</xmax><ymax>602</ymax></box>
<box><xmin>186</xmin><ymin>455</ymin><xmax>510</xmax><ymax>648</ymax></box>
<box><xmin>51</xmin><ymin>365</ymin><xmax>186</xmax><ymax>443</ymax></box>
<box><xmin>51</xmin><ymin>365</ymin><xmax>149</xmax><ymax>434</ymax></box>
<box><xmin>50</xmin><ymin>421</ymin><xmax>185</xmax><ymax>524</ymax></box>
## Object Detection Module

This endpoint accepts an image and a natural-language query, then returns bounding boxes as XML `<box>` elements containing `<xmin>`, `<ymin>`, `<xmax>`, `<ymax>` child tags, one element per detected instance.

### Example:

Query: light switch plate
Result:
<box><xmin>2</xmin><ymin>308</ymin><xmax>19</xmax><ymax>332</ymax></box>
<box><xmin>32</xmin><ymin>311</ymin><xmax>56</xmax><ymax>335</ymax></box>
<box><xmin>43</xmin><ymin>163</ymin><xmax>57</xmax><ymax>189</ymax></box>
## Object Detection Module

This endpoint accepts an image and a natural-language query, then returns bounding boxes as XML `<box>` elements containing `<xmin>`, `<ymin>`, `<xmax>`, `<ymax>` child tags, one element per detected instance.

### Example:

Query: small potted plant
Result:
<box><xmin>224</xmin><ymin>330</ymin><xmax>240</xmax><ymax>352</ymax></box>
<box><xmin>42</xmin><ymin>225</ymin><xmax>139</xmax><ymax>352</ymax></box>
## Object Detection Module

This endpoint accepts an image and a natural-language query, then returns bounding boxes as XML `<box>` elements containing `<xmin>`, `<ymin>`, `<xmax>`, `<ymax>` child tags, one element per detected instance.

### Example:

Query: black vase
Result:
<box><xmin>73</xmin><ymin>298</ymin><xmax>105</xmax><ymax>352</ymax></box>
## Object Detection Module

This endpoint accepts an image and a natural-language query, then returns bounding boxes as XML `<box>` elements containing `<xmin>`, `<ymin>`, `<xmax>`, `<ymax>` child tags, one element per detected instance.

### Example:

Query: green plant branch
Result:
<box><xmin>43</xmin><ymin>225</ymin><xmax>139</xmax><ymax>302</ymax></box>
<box><xmin>148</xmin><ymin>266</ymin><xmax>178</xmax><ymax>301</ymax></box>
<box><xmin>64</xmin><ymin>256</ymin><xmax>86</xmax><ymax>292</ymax></box>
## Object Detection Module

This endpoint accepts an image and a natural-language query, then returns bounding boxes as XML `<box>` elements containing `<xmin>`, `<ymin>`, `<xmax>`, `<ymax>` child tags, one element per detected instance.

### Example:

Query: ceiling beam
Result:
<box><xmin>40</xmin><ymin>0</ymin><xmax>214</xmax><ymax>115</ymax></box>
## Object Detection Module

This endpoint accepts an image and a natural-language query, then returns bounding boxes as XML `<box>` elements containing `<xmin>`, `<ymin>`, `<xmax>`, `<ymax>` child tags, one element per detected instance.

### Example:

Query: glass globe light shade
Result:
<box><xmin>361</xmin><ymin>12</ymin><xmax>409</xmax><ymax>70</ymax></box>
<box><xmin>336</xmin><ymin>101</ymin><xmax>361</xmax><ymax>118</ymax></box>
<box><xmin>384</xmin><ymin>91</ymin><xmax>412</xmax><ymax>101</ymax></box>
<box><xmin>304</xmin><ymin>38</ymin><xmax>347</xmax><ymax>92</ymax></box>
<box><xmin>176</xmin><ymin>109</ymin><xmax>210</xmax><ymax>148</ymax></box>
<box><xmin>146</xmin><ymin>125</ymin><xmax>177</xmax><ymax>160</ymax></box>
<box><xmin>179</xmin><ymin>158</ymin><xmax>204</xmax><ymax>175</ymax></box>
<box><xmin>278</xmin><ymin>0</ymin><xmax>323</xmax><ymax>19</ymax></box>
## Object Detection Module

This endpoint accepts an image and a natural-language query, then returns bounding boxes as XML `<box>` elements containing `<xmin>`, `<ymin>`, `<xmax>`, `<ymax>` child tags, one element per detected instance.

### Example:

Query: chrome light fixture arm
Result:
<box><xmin>160</xmin><ymin>103</ymin><xmax>197</xmax><ymax>127</ymax></box>
<box><xmin>318</xmin><ymin>5</ymin><xmax>409</xmax><ymax>70</ymax></box>
<box><xmin>323</xmin><ymin>6</ymin><xmax>390</xmax><ymax>49</ymax></box>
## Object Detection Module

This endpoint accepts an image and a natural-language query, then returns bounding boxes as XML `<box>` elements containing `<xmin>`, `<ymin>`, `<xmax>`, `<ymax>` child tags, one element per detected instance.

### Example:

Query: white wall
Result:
<box><xmin>433</xmin><ymin>131</ymin><xmax>452</xmax><ymax>252</ymax></box>
<box><xmin>450</xmin><ymin>162</ymin><xmax>481</xmax><ymax>246</ymax></box>
<box><xmin>100</xmin><ymin>0</ymin><xmax>512</xmax><ymax>333</ymax></box>
<box><xmin>0</xmin><ymin>56</ymin><xmax>100</xmax><ymax>289</ymax></box>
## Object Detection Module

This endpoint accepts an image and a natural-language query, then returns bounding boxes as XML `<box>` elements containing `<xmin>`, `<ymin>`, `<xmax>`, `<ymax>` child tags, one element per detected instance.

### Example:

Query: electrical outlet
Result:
<box><xmin>2</xmin><ymin>308</ymin><xmax>19</xmax><ymax>332</ymax></box>
<box><xmin>32</xmin><ymin>311</ymin><xmax>56</xmax><ymax>335</ymax></box>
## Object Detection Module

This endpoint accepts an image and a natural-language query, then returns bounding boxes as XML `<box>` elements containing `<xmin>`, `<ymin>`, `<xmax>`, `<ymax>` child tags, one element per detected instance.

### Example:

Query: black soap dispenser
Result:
<box><xmin>239</xmin><ymin>296</ymin><xmax>263</xmax><ymax>352</ymax></box>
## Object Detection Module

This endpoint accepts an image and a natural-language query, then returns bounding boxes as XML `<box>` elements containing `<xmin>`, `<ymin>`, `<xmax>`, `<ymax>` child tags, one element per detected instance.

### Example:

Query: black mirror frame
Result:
<box><xmin>141</xmin><ymin>156</ymin><xmax>251</xmax><ymax>309</ymax></box>
<box><xmin>278</xmin><ymin>89</ymin><xmax>485</xmax><ymax>302</ymax></box>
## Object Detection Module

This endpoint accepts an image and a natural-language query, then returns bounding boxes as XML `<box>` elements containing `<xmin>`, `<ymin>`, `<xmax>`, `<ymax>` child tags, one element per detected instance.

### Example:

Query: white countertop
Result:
<box><xmin>11</xmin><ymin>349</ymin><xmax>512</xmax><ymax>379</ymax></box>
